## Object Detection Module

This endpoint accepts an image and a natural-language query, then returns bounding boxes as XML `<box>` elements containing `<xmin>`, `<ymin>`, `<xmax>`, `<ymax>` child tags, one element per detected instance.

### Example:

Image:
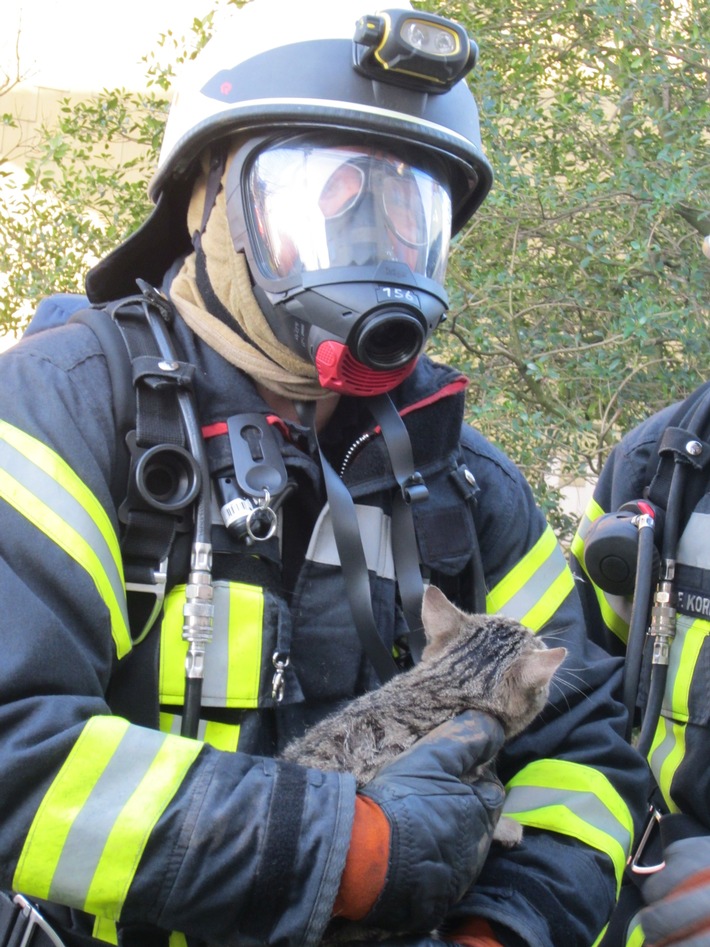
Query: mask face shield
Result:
<box><xmin>245</xmin><ymin>141</ymin><xmax>451</xmax><ymax>285</ymax></box>
<box><xmin>226</xmin><ymin>134</ymin><xmax>463</xmax><ymax>396</ymax></box>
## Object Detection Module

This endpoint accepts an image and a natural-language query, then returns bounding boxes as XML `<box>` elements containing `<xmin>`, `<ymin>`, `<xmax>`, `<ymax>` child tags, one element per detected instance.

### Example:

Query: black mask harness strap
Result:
<box><xmin>297</xmin><ymin>393</ymin><xmax>428</xmax><ymax>682</ymax></box>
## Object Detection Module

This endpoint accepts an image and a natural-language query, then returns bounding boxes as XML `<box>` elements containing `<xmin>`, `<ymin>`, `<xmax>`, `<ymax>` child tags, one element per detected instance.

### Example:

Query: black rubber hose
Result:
<box><xmin>623</xmin><ymin>520</ymin><xmax>656</xmax><ymax>741</ymax></box>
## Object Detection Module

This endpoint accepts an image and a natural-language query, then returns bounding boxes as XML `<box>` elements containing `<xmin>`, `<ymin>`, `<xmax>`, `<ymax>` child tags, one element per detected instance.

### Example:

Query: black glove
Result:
<box><xmin>359</xmin><ymin>710</ymin><xmax>505</xmax><ymax>933</ymax></box>
<box><xmin>640</xmin><ymin>835</ymin><xmax>710</xmax><ymax>946</ymax></box>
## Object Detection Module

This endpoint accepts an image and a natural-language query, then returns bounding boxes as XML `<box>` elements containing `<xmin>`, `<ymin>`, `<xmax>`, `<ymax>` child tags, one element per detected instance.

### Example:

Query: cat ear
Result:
<box><xmin>420</xmin><ymin>585</ymin><xmax>466</xmax><ymax>651</ymax></box>
<box><xmin>519</xmin><ymin>646</ymin><xmax>566</xmax><ymax>690</ymax></box>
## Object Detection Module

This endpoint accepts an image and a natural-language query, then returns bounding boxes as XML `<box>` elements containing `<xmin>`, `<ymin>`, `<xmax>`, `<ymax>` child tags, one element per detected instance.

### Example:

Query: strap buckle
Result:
<box><xmin>11</xmin><ymin>895</ymin><xmax>67</xmax><ymax>947</ymax></box>
<box><xmin>629</xmin><ymin>805</ymin><xmax>666</xmax><ymax>875</ymax></box>
<box><xmin>125</xmin><ymin>557</ymin><xmax>168</xmax><ymax>644</ymax></box>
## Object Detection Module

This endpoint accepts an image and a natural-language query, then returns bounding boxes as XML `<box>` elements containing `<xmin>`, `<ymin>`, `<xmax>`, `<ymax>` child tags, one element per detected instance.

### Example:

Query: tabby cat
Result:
<box><xmin>282</xmin><ymin>584</ymin><xmax>566</xmax><ymax>848</ymax></box>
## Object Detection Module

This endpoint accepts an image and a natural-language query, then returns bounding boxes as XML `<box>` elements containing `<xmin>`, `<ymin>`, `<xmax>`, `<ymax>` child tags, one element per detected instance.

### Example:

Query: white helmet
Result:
<box><xmin>87</xmin><ymin>0</ymin><xmax>492</xmax><ymax>303</ymax></box>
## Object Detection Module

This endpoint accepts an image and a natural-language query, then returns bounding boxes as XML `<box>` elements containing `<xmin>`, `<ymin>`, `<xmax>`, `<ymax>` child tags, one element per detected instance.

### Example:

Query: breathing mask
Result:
<box><xmin>226</xmin><ymin>135</ymin><xmax>454</xmax><ymax>396</ymax></box>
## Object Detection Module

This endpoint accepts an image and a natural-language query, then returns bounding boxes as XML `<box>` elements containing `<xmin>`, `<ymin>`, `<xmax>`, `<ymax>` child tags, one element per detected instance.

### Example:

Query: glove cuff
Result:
<box><xmin>333</xmin><ymin>795</ymin><xmax>391</xmax><ymax>921</ymax></box>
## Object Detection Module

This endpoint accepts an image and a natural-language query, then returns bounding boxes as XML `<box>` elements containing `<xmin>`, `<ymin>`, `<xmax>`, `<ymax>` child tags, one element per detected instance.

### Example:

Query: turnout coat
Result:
<box><xmin>0</xmin><ymin>311</ymin><xmax>646</xmax><ymax>947</ymax></box>
<box><xmin>572</xmin><ymin>402</ymin><xmax>710</xmax><ymax>944</ymax></box>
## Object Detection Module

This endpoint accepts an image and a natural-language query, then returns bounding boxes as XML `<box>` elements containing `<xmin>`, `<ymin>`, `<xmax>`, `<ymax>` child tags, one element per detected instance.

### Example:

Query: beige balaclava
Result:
<box><xmin>170</xmin><ymin>153</ymin><xmax>333</xmax><ymax>402</ymax></box>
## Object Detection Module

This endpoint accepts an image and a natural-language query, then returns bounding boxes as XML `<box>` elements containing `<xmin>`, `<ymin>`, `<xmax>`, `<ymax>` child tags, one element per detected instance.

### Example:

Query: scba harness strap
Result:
<box><xmin>70</xmin><ymin>291</ymin><xmax>197</xmax><ymax>648</ymax></box>
<box><xmin>70</xmin><ymin>287</ymin><xmax>462</xmax><ymax>683</ymax></box>
<box><xmin>0</xmin><ymin>893</ymin><xmax>66</xmax><ymax>947</ymax></box>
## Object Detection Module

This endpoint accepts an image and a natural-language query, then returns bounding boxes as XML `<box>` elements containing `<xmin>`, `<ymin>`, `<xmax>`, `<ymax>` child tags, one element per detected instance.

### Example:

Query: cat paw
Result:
<box><xmin>492</xmin><ymin>815</ymin><xmax>523</xmax><ymax>848</ymax></box>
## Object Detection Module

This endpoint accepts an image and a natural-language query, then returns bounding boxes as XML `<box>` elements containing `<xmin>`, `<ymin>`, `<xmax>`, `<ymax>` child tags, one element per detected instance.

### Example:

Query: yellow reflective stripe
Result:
<box><xmin>0</xmin><ymin>420</ymin><xmax>130</xmax><ymax>658</ymax></box>
<box><xmin>203</xmin><ymin>720</ymin><xmax>241</xmax><ymax>751</ymax></box>
<box><xmin>649</xmin><ymin>715</ymin><xmax>684</xmax><ymax>814</ymax></box>
<box><xmin>14</xmin><ymin>716</ymin><xmax>201</xmax><ymax>916</ymax></box>
<box><xmin>667</xmin><ymin>616</ymin><xmax>705</xmax><ymax>723</ymax></box>
<box><xmin>486</xmin><ymin>524</ymin><xmax>557</xmax><ymax>611</ymax></box>
<box><xmin>160</xmin><ymin>712</ymin><xmax>179</xmax><ymax>734</ymax></box>
<box><xmin>14</xmin><ymin>718</ymin><xmax>128</xmax><ymax>898</ymax></box>
<box><xmin>93</xmin><ymin>916</ymin><xmax>118</xmax><ymax>944</ymax></box>
<box><xmin>626</xmin><ymin>912</ymin><xmax>645</xmax><ymax>947</ymax></box>
<box><xmin>569</xmin><ymin>497</ymin><xmax>604</xmax><ymax>567</ymax></box>
<box><xmin>596</xmin><ymin>589</ymin><xmax>631</xmax><ymax>643</ymax></box>
<box><xmin>224</xmin><ymin>582</ymin><xmax>263</xmax><ymax>705</ymax></box>
<box><xmin>486</xmin><ymin>524</ymin><xmax>574</xmax><ymax>632</ymax></box>
<box><xmin>160</xmin><ymin>581</ymin><xmax>264</xmax><ymax>708</ymax></box>
<box><xmin>504</xmin><ymin>759</ymin><xmax>634</xmax><ymax>889</ymax></box>
<box><xmin>571</xmin><ymin>500</ymin><xmax>631</xmax><ymax>643</ymax></box>
<box><xmin>160</xmin><ymin>589</ymin><xmax>187</xmax><ymax>702</ymax></box>
<box><xmin>570</xmin><ymin>531</ymin><xmax>586</xmax><ymax>565</ymax></box>
<box><xmin>591</xmin><ymin>925</ymin><xmax>608</xmax><ymax>947</ymax></box>
<box><xmin>522</xmin><ymin>567</ymin><xmax>575</xmax><ymax>631</ymax></box>
<box><xmin>160</xmin><ymin>712</ymin><xmax>241</xmax><ymax>752</ymax></box>
<box><xmin>579</xmin><ymin>497</ymin><xmax>605</xmax><ymax>535</ymax></box>
<box><xmin>641</xmin><ymin>616</ymin><xmax>703</xmax><ymax>812</ymax></box>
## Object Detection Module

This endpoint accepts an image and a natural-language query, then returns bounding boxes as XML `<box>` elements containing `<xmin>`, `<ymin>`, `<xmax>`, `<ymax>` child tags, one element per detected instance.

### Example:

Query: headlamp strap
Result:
<box><xmin>296</xmin><ymin>400</ymin><xmax>398</xmax><ymax>683</ymax></box>
<box><xmin>368</xmin><ymin>394</ymin><xmax>427</xmax><ymax>662</ymax></box>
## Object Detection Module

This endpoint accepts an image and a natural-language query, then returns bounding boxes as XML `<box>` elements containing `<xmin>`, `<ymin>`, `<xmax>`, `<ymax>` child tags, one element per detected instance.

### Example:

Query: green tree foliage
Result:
<box><xmin>1</xmin><ymin>0</ymin><xmax>708</xmax><ymax>535</ymax></box>
<box><xmin>421</xmin><ymin>0</ymin><xmax>709</xmax><ymax>534</ymax></box>
<box><xmin>0</xmin><ymin>90</ymin><xmax>164</xmax><ymax>328</ymax></box>
<box><xmin>0</xmin><ymin>9</ymin><xmax>220</xmax><ymax>331</ymax></box>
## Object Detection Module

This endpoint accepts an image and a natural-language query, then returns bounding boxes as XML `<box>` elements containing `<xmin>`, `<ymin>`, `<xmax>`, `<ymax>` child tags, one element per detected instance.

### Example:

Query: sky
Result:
<box><xmin>2</xmin><ymin>0</ymin><xmax>211</xmax><ymax>91</ymax></box>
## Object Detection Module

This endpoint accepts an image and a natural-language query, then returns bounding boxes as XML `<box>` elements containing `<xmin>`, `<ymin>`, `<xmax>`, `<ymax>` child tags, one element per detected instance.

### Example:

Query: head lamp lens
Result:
<box><xmin>401</xmin><ymin>20</ymin><xmax>459</xmax><ymax>56</ymax></box>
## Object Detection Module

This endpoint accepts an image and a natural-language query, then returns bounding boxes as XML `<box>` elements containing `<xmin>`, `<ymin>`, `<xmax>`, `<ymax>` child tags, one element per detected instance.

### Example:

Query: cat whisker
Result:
<box><xmin>545</xmin><ymin>680</ymin><xmax>573</xmax><ymax>712</ymax></box>
<box><xmin>557</xmin><ymin>667</ymin><xmax>593</xmax><ymax>689</ymax></box>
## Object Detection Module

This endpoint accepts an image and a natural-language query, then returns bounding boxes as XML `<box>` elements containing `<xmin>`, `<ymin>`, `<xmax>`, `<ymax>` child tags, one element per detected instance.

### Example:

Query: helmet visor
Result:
<box><xmin>244</xmin><ymin>139</ymin><xmax>452</xmax><ymax>284</ymax></box>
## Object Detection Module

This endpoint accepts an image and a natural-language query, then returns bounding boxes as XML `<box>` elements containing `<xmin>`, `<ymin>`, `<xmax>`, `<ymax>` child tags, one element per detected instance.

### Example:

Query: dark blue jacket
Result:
<box><xmin>572</xmin><ymin>402</ymin><xmax>710</xmax><ymax>830</ymax></box>
<box><xmin>0</xmin><ymin>312</ymin><xmax>647</xmax><ymax>947</ymax></box>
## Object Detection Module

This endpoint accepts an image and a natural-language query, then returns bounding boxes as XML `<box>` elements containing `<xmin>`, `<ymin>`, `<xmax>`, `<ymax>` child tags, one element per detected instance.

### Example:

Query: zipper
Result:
<box><xmin>338</xmin><ymin>375</ymin><xmax>469</xmax><ymax>478</ymax></box>
<box><xmin>339</xmin><ymin>430</ymin><xmax>378</xmax><ymax>477</ymax></box>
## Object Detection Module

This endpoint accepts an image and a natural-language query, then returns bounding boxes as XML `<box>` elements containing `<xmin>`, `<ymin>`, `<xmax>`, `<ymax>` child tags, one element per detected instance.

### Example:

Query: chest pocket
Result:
<box><xmin>157</xmin><ymin>579</ymin><xmax>301</xmax><ymax>746</ymax></box>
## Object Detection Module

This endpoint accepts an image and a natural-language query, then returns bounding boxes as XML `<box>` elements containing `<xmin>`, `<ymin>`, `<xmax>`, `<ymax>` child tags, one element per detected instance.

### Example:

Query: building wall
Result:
<box><xmin>1</xmin><ymin>85</ymin><xmax>146</xmax><ymax>176</ymax></box>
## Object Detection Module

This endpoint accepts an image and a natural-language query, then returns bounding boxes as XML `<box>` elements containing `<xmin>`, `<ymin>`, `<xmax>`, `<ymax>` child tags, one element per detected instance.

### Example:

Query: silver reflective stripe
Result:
<box><xmin>200</xmin><ymin>96</ymin><xmax>479</xmax><ymax>153</ymax></box>
<box><xmin>201</xmin><ymin>582</ymin><xmax>232</xmax><ymax>705</ymax></box>
<box><xmin>0</xmin><ymin>422</ymin><xmax>129</xmax><ymax>656</ymax></box>
<box><xmin>493</xmin><ymin>540</ymin><xmax>568</xmax><ymax>624</ymax></box>
<box><xmin>600</xmin><ymin>589</ymin><xmax>633</xmax><ymax>637</ymax></box>
<box><xmin>574</xmin><ymin>510</ymin><xmax>593</xmax><ymax>544</ymax></box>
<box><xmin>503</xmin><ymin>785</ymin><xmax>633</xmax><ymax>856</ymax></box>
<box><xmin>12</xmin><ymin>717</ymin><xmax>202</xmax><ymax>915</ymax></box>
<box><xmin>306</xmin><ymin>504</ymin><xmax>395</xmax><ymax>580</ymax></box>
<box><xmin>48</xmin><ymin>732</ymin><xmax>161</xmax><ymax>905</ymax></box>
<box><xmin>648</xmin><ymin>715</ymin><xmax>682</xmax><ymax>809</ymax></box>
<box><xmin>677</xmin><ymin>511</ymin><xmax>710</xmax><ymax>567</ymax></box>
<box><xmin>160</xmin><ymin>713</ymin><xmax>240</xmax><ymax>752</ymax></box>
<box><xmin>663</xmin><ymin>614</ymin><xmax>698</xmax><ymax>718</ymax></box>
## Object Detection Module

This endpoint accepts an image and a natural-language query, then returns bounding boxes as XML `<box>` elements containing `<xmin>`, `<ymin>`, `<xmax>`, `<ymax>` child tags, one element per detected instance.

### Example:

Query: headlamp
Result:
<box><xmin>353</xmin><ymin>9</ymin><xmax>477</xmax><ymax>93</ymax></box>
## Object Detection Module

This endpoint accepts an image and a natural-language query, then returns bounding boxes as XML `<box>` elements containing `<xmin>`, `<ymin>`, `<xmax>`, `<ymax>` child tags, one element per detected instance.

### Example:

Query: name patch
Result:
<box><xmin>677</xmin><ymin>587</ymin><xmax>710</xmax><ymax>620</ymax></box>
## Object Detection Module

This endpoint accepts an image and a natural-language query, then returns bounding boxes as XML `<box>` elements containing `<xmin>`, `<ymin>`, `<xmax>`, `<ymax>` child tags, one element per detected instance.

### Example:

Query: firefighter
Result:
<box><xmin>0</xmin><ymin>2</ymin><xmax>647</xmax><ymax>946</ymax></box>
<box><xmin>572</xmin><ymin>235</ymin><xmax>710</xmax><ymax>947</ymax></box>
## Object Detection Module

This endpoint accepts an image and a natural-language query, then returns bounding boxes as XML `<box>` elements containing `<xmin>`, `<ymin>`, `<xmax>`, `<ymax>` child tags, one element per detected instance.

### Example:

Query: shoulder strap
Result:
<box><xmin>68</xmin><ymin>306</ymin><xmax>135</xmax><ymax>494</ymax></box>
<box><xmin>69</xmin><ymin>296</ymin><xmax>196</xmax><ymax>645</ymax></box>
<box><xmin>645</xmin><ymin>384</ymin><xmax>710</xmax><ymax>533</ymax></box>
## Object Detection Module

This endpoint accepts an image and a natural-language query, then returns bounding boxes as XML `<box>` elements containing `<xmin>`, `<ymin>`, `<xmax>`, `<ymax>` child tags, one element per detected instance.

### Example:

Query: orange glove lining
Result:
<box><xmin>333</xmin><ymin>795</ymin><xmax>391</xmax><ymax>921</ymax></box>
<box><xmin>449</xmin><ymin>917</ymin><xmax>505</xmax><ymax>947</ymax></box>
